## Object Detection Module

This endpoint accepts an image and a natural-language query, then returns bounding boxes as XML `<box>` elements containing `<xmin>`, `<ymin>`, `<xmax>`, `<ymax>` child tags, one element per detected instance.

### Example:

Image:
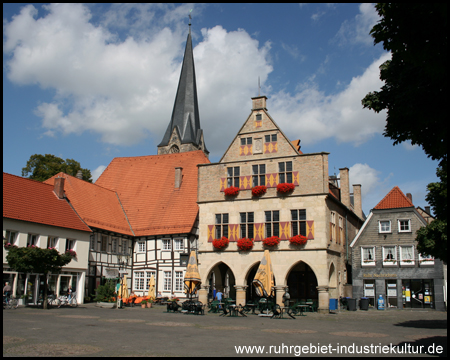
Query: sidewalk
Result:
<box><xmin>3</xmin><ymin>304</ymin><xmax>447</xmax><ymax>357</ymax></box>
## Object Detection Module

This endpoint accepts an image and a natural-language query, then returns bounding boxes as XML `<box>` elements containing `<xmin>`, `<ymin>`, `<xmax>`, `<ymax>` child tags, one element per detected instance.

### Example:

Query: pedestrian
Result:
<box><xmin>282</xmin><ymin>287</ymin><xmax>290</xmax><ymax>308</ymax></box>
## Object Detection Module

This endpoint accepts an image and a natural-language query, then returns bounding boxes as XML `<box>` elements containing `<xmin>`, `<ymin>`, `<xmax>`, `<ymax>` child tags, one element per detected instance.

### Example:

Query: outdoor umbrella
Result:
<box><xmin>184</xmin><ymin>251</ymin><xmax>201</xmax><ymax>300</ymax></box>
<box><xmin>148</xmin><ymin>274</ymin><xmax>155</xmax><ymax>299</ymax></box>
<box><xmin>122</xmin><ymin>275</ymin><xmax>129</xmax><ymax>300</ymax></box>
<box><xmin>252</xmin><ymin>250</ymin><xmax>274</xmax><ymax>298</ymax></box>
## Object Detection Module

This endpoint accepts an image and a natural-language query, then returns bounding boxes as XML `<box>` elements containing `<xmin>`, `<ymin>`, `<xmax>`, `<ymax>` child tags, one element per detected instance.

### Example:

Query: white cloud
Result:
<box><xmin>92</xmin><ymin>165</ymin><xmax>107</xmax><ymax>182</ymax></box>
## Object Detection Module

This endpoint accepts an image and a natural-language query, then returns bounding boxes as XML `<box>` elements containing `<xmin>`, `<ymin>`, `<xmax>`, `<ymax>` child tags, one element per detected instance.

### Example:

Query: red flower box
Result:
<box><xmin>262</xmin><ymin>236</ymin><xmax>280</xmax><ymax>247</ymax></box>
<box><xmin>224</xmin><ymin>186</ymin><xmax>240</xmax><ymax>196</ymax></box>
<box><xmin>212</xmin><ymin>237</ymin><xmax>229</xmax><ymax>250</ymax></box>
<box><xmin>252</xmin><ymin>185</ymin><xmax>267</xmax><ymax>197</ymax></box>
<box><xmin>277</xmin><ymin>183</ymin><xmax>295</xmax><ymax>194</ymax></box>
<box><xmin>237</xmin><ymin>238</ymin><xmax>254</xmax><ymax>251</ymax></box>
<box><xmin>289</xmin><ymin>234</ymin><xmax>307</xmax><ymax>246</ymax></box>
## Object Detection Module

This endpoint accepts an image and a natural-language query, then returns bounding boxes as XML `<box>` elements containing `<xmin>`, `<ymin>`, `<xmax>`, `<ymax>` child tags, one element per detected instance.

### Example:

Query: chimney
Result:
<box><xmin>76</xmin><ymin>170</ymin><xmax>83</xmax><ymax>179</ymax></box>
<box><xmin>251</xmin><ymin>95</ymin><xmax>268</xmax><ymax>111</ymax></box>
<box><xmin>175</xmin><ymin>167</ymin><xmax>183</xmax><ymax>189</ymax></box>
<box><xmin>339</xmin><ymin>168</ymin><xmax>350</xmax><ymax>208</ymax></box>
<box><xmin>54</xmin><ymin>177</ymin><xmax>65</xmax><ymax>199</ymax></box>
<box><xmin>425</xmin><ymin>206</ymin><xmax>431</xmax><ymax>215</ymax></box>
<box><xmin>406</xmin><ymin>193</ymin><xmax>413</xmax><ymax>204</ymax></box>
<box><xmin>353</xmin><ymin>184</ymin><xmax>363</xmax><ymax>219</ymax></box>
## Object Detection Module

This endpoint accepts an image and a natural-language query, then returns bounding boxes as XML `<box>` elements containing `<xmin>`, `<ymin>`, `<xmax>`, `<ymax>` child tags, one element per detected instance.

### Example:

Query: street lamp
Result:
<box><xmin>116</xmin><ymin>252</ymin><xmax>130</xmax><ymax>309</ymax></box>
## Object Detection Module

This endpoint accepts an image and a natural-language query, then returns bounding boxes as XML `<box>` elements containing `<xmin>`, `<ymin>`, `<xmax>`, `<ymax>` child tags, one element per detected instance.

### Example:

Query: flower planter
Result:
<box><xmin>224</xmin><ymin>186</ymin><xmax>239</xmax><ymax>196</ymax></box>
<box><xmin>277</xmin><ymin>183</ymin><xmax>295</xmax><ymax>194</ymax></box>
<box><xmin>146</xmin><ymin>302</ymin><xmax>153</xmax><ymax>308</ymax></box>
<box><xmin>237</xmin><ymin>238</ymin><xmax>254</xmax><ymax>251</ymax></box>
<box><xmin>289</xmin><ymin>235</ymin><xmax>307</xmax><ymax>246</ymax></box>
<box><xmin>252</xmin><ymin>185</ymin><xmax>267</xmax><ymax>197</ymax></box>
<box><xmin>96</xmin><ymin>302</ymin><xmax>115</xmax><ymax>309</ymax></box>
<box><xmin>262</xmin><ymin>236</ymin><xmax>280</xmax><ymax>247</ymax></box>
<box><xmin>212</xmin><ymin>237</ymin><xmax>229</xmax><ymax>250</ymax></box>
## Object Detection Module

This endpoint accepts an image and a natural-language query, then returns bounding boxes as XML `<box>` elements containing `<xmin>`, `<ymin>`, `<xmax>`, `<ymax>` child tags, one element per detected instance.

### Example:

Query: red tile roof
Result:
<box><xmin>3</xmin><ymin>172</ymin><xmax>90</xmax><ymax>232</ymax></box>
<box><xmin>95</xmin><ymin>150</ymin><xmax>210</xmax><ymax>237</ymax></box>
<box><xmin>374</xmin><ymin>186</ymin><xmax>414</xmax><ymax>210</ymax></box>
<box><xmin>44</xmin><ymin>173</ymin><xmax>134</xmax><ymax>235</ymax></box>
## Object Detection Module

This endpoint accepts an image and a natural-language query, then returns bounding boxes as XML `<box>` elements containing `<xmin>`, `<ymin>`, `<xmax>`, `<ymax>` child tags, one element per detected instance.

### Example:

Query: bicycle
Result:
<box><xmin>3</xmin><ymin>294</ymin><xmax>19</xmax><ymax>309</ymax></box>
<box><xmin>58</xmin><ymin>292</ymin><xmax>77</xmax><ymax>308</ymax></box>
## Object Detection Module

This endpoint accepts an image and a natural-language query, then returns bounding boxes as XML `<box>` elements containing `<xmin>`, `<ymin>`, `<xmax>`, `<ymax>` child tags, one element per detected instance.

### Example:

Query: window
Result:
<box><xmin>111</xmin><ymin>237</ymin><xmax>118</xmax><ymax>253</ymax></box>
<box><xmin>379</xmin><ymin>220</ymin><xmax>391</xmax><ymax>233</ymax></box>
<box><xmin>265</xmin><ymin>211</ymin><xmax>280</xmax><ymax>238</ymax></box>
<box><xmin>256</xmin><ymin>114</ymin><xmax>262</xmax><ymax>121</ymax></box>
<box><xmin>48</xmin><ymin>236</ymin><xmax>58</xmax><ymax>249</ymax></box>
<box><xmin>101</xmin><ymin>235</ymin><xmax>108</xmax><ymax>252</ymax></box>
<box><xmin>162</xmin><ymin>239</ymin><xmax>171</xmax><ymax>251</ymax></box>
<box><xmin>252</xmin><ymin>164</ymin><xmax>266</xmax><ymax>187</ymax></box>
<box><xmin>240</xmin><ymin>212</ymin><xmax>254</xmax><ymax>239</ymax></box>
<box><xmin>330</xmin><ymin>212</ymin><xmax>336</xmax><ymax>242</ymax></box>
<box><xmin>398</xmin><ymin>219</ymin><xmax>411</xmax><ymax>233</ymax></box>
<box><xmin>135</xmin><ymin>271</ymin><xmax>145</xmax><ymax>290</ymax></box>
<box><xmin>175</xmin><ymin>271</ymin><xmax>184</xmax><ymax>292</ymax></box>
<box><xmin>418</xmin><ymin>253</ymin><xmax>434</xmax><ymax>265</ymax></box>
<box><xmin>227</xmin><ymin>167</ymin><xmax>240</xmax><ymax>188</ymax></box>
<box><xmin>291</xmin><ymin>209</ymin><xmax>306</xmax><ymax>237</ymax></box>
<box><xmin>278</xmin><ymin>161</ymin><xmax>293</xmax><ymax>184</ymax></box>
<box><xmin>66</xmin><ymin>239</ymin><xmax>76</xmax><ymax>251</ymax></box>
<box><xmin>27</xmin><ymin>234</ymin><xmax>39</xmax><ymax>247</ymax></box>
<box><xmin>138</xmin><ymin>240</ymin><xmax>146</xmax><ymax>253</ymax></box>
<box><xmin>145</xmin><ymin>271</ymin><xmax>156</xmax><ymax>290</ymax></box>
<box><xmin>400</xmin><ymin>246</ymin><xmax>415</xmax><ymax>265</ymax></box>
<box><xmin>174</xmin><ymin>239</ymin><xmax>184</xmax><ymax>251</ymax></box>
<box><xmin>383</xmin><ymin>246</ymin><xmax>397</xmax><ymax>265</ymax></box>
<box><xmin>265</xmin><ymin>134</ymin><xmax>277</xmax><ymax>143</ymax></box>
<box><xmin>240</xmin><ymin>137</ymin><xmax>252</xmax><ymax>145</ymax></box>
<box><xmin>215</xmin><ymin>213</ymin><xmax>229</xmax><ymax>239</ymax></box>
<box><xmin>122</xmin><ymin>239</ymin><xmax>129</xmax><ymax>255</ymax></box>
<box><xmin>361</xmin><ymin>246</ymin><xmax>375</xmax><ymax>266</ymax></box>
<box><xmin>5</xmin><ymin>230</ymin><xmax>17</xmax><ymax>245</ymax></box>
<box><xmin>338</xmin><ymin>216</ymin><xmax>344</xmax><ymax>245</ymax></box>
<box><xmin>164</xmin><ymin>271</ymin><xmax>172</xmax><ymax>292</ymax></box>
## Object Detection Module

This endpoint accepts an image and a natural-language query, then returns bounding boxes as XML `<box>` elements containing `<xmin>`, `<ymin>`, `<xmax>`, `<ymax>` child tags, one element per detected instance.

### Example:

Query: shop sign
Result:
<box><xmin>363</xmin><ymin>273</ymin><xmax>397</xmax><ymax>278</ymax></box>
<box><xmin>103</xmin><ymin>268</ymin><xmax>119</xmax><ymax>279</ymax></box>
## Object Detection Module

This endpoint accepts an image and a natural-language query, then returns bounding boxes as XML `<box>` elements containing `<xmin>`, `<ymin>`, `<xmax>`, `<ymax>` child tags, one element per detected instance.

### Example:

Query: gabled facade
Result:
<box><xmin>196</xmin><ymin>96</ymin><xmax>364</xmax><ymax>313</ymax></box>
<box><xmin>3</xmin><ymin>173</ymin><xmax>91</xmax><ymax>305</ymax></box>
<box><xmin>350</xmin><ymin>186</ymin><xmax>445</xmax><ymax>310</ymax></box>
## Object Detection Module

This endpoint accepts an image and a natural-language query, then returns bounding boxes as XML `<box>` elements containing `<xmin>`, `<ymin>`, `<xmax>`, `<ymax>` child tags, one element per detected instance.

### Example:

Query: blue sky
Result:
<box><xmin>3</xmin><ymin>3</ymin><xmax>439</xmax><ymax>214</ymax></box>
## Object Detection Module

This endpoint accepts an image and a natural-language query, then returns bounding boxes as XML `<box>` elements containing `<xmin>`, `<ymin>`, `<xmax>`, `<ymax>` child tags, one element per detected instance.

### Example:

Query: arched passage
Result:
<box><xmin>286</xmin><ymin>261</ymin><xmax>318</xmax><ymax>301</ymax></box>
<box><xmin>207</xmin><ymin>262</ymin><xmax>236</xmax><ymax>300</ymax></box>
<box><xmin>244</xmin><ymin>262</ymin><xmax>277</xmax><ymax>302</ymax></box>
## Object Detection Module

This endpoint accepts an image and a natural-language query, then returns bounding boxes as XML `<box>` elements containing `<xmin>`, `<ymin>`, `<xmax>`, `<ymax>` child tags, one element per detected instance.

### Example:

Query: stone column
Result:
<box><xmin>199</xmin><ymin>285</ymin><xmax>209</xmax><ymax>305</ymax></box>
<box><xmin>317</xmin><ymin>285</ymin><xmax>330</xmax><ymax>314</ymax></box>
<box><xmin>274</xmin><ymin>285</ymin><xmax>286</xmax><ymax>307</ymax></box>
<box><xmin>234</xmin><ymin>285</ymin><xmax>248</xmax><ymax>306</ymax></box>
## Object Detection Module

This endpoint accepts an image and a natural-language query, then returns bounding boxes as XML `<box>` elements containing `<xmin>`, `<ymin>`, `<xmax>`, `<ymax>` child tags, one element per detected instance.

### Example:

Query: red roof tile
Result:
<box><xmin>95</xmin><ymin>150</ymin><xmax>210</xmax><ymax>237</ymax></box>
<box><xmin>3</xmin><ymin>172</ymin><xmax>91</xmax><ymax>232</ymax></box>
<box><xmin>374</xmin><ymin>186</ymin><xmax>414</xmax><ymax>210</ymax></box>
<box><xmin>44</xmin><ymin>173</ymin><xmax>134</xmax><ymax>235</ymax></box>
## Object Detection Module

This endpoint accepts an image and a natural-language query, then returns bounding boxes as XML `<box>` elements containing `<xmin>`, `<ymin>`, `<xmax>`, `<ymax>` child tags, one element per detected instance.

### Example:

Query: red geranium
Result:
<box><xmin>224</xmin><ymin>186</ymin><xmax>240</xmax><ymax>196</ymax></box>
<box><xmin>277</xmin><ymin>183</ymin><xmax>295</xmax><ymax>194</ymax></box>
<box><xmin>289</xmin><ymin>234</ymin><xmax>307</xmax><ymax>246</ymax></box>
<box><xmin>252</xmin><ymin>185</ymin><xmax>267</xmax><ymax>197</ymax></box>
<box><xmin>212</xmin><ymin>237</ymin><xmax>229</xmax><ymax>250</ymax></box>
<box><xmin>237</xmin><ymin>238</ymin><xmax>254</xmax><ymax>251</ymax></box>
<box><xmin>262</xmin><ymin>236</ymin><xmax>280</xmax><ymax>247</ymax></box>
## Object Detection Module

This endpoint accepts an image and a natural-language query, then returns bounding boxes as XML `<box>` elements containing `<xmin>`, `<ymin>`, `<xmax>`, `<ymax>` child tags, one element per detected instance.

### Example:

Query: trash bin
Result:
<box><xmin>347</xmin><ymin>298</ymin><xmax>357</xmax><ymax>311</ymax></box>
<box><xmin>329</xmin><ymin>298</ymin><xmax>338</xmax><ymax>311</ymax></box>
<box><xmin>360</xmin><ymin>297</ymin><xmax>369</xmax><ymax>311</ymax></box>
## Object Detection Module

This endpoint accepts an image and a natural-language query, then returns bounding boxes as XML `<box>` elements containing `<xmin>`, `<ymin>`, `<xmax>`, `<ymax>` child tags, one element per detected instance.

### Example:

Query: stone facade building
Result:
<box><xmin>350</xmin><ymin>186</ymin><xmax>445</xmax><ymax>310</ymax></box>
<box><xmin>196</xmin><ymin>96</ymin><xmax>364</xmax><ymax>313</ymax></box>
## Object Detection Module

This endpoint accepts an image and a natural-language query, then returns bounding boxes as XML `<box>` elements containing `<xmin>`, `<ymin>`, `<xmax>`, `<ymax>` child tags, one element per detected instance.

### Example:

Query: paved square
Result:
<box><xmin>3</xmin><ymin>304</ymin><xmax>447</xmax><ymax>357</ymax></box>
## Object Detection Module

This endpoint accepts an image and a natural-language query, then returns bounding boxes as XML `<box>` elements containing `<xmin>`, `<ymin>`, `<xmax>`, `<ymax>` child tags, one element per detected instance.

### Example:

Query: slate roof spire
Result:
<box><xmin>158</xmin><ymin>22</ymin><xmax>208</xmax><ymax>157</ymax></box>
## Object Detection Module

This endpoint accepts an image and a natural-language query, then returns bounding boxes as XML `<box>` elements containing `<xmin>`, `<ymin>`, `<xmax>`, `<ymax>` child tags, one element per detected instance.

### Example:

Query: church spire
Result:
<box><xmin>158</xmin><ymin>18</ymin><xmax>208</xmax><ymax>157</ymax></box>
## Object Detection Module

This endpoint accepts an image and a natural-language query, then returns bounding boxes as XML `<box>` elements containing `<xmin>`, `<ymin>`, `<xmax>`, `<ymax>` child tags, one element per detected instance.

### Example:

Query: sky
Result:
<box><xmin>3</xmin><ymin>3</ymin><xmax>439</xmax><ymax>215</ymax></box>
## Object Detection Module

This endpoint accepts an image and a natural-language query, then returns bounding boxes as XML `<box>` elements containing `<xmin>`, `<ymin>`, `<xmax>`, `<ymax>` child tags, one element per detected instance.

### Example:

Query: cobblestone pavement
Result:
<box><xmin>3</xmin><ymin>304</ymin><xmax>447</xmax><ymax>357</ymax></box>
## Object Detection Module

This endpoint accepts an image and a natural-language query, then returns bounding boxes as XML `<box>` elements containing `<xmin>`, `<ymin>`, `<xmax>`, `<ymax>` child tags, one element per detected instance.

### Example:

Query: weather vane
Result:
<box><xmin>189</xmin><ymin>9</ymin><xmax>193</xmax><ymax>33</ymax></box>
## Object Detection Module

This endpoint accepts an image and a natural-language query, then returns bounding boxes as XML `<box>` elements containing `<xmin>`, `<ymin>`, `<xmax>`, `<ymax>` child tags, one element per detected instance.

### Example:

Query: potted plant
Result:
<box><xmin>146</xmin><ymin>297</ymin><xmax>154</xmax><ymax>308</ymax></box>
<box><xmin>224</xmin><ymin>186</ymin><xmax>239</xmax><ymax>196</ymax></box>
<box><xmin>262</xmin><ymin>236</ymin><xmax>280</xmax><ymax>247</ymax></box>
<box><xmin>141</xmin><ymin>299</ymin><xmax>147</xmax><ymax>308</ymax></box>
<box><xmin>277</xmin><ymin>183</ymin><xmax>295</xmax><ymax>194</ymax></box>
<box><xmin>252</xmin><ymin>185</ymin><xmax>267</xmax><ymax>197</ymax></box>
<box><xmin>93</xmin><ymin>280</ymin><xmax>117</xmax><ymax>308</ymax></box>
<box><xmin>212</xmin><ymin>236</ymin><xmax>229</xmax><ymax>250</ymax></box>
<box><xmin>289</xmin><ymin>234</ymin><xmax>307</xmax><ymax>246</ymax></box>
<box><xmin>237</xmin><ymin>238</ymin><xmax>254</xmax><ymax>251</ymax></box>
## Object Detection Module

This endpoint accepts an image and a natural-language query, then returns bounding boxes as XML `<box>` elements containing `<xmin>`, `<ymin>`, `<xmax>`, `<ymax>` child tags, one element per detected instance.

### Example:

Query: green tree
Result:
<box><xmin>22</xmin><ymin>154</ymin><xmax>92</xmax><ymax>182</ymax></box>
<box><xmin>5</xmin><ymin>246</ymin><xmax>74</xmax><ymax>309</ymax></box>
<box><xmin>362</xmin><ymin>3</ymin><xmax>447</xmax><ymax>262</ymax></box>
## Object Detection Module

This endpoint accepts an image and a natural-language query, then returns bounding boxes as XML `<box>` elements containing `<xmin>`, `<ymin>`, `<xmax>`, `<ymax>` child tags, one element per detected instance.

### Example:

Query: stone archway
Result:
<box><xmin>206</xmin><ymin>262</ymin><xmax>236</xmax><ymax>300</ymax></box>
<box><xmin>286</xmin><ymin>261</ymin><xmax>318</xmax><ymax>301</ymax></box>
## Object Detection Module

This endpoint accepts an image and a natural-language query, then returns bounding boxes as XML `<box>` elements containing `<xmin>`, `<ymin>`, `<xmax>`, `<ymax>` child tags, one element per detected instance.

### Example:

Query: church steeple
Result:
<box><xmin>158</xmin><ymin>22</ymin><xmax>208</xmax><ymax>157</ymax></box>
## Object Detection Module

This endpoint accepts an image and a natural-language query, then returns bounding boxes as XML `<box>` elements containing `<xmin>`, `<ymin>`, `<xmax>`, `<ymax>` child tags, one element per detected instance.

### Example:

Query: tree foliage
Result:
<box><xmin>362</xmin><ymin>3</ymin><xmax>447</xmax><ymax>167</ymax></box>
<box><xmin>363</xmin><ymin>3</ymin><xmax>447</xmax><ymax>262</ymax></box>
<box><xmin>6</xmin><ymin>247</ymin><xmax>73</xmax><ymax>309</ymax></box>
<box><xmin>22</xmin><ymin>154</ymin><xmax>92</xmax><ymax>182</ymax></box>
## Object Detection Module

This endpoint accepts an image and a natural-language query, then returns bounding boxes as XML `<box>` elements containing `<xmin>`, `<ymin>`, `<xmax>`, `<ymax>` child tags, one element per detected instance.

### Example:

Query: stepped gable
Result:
<box><xmin>95</xmin><ymin>150</ymin><xmax>210</xmax><ymax>237</ymax></box>
<box><xmin>3</xmin><ymin>172</ymin><xmax>90</xmax><ymax>232</ymax></box>
<box><xmin>44</xmin><ymin>173</ymin><xmax>133</xmax><ymax>235</ymax></box>
<box><xmin>374</xmin><ymin>186</ymin><xmax>414</xmax><ymax>210</ymax></box>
